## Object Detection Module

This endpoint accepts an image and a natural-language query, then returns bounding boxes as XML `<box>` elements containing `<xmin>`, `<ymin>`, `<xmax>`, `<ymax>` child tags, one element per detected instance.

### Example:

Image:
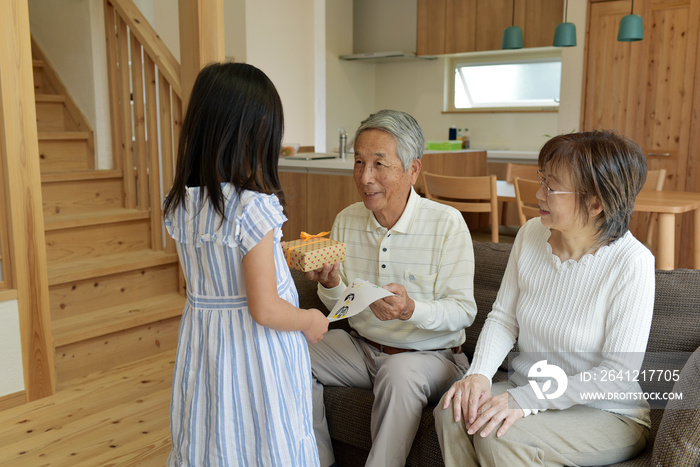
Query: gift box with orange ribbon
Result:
<box><xmin>283</xmin><ymin>231</ymin><xmax>346</xmax><ymax>272</ymax></box>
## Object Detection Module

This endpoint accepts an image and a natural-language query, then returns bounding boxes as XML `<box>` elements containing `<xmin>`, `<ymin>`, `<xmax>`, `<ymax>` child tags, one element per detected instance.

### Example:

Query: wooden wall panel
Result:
<box><xmin>0</xmin><ymin>0</ymin><xmax>56</xmax><ymax>399</ymax></box>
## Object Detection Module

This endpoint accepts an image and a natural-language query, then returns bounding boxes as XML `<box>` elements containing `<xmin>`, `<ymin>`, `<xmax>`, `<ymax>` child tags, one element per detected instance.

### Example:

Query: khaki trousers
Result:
<box><xmin>308</xmin><ymin>329</ymin><xmax>469</xmax><ymax>467</ymax></box>
<box><xmin>433</xmin><ymin>381</ymin><xmax>649</xmax><ymax>467</ymax></box>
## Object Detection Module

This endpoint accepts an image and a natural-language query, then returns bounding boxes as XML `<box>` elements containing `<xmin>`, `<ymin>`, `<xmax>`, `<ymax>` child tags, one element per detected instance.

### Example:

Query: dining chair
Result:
<box><xmin>642</xmin><ymin>168</ymin><xmax>667</xmax><ymax>245</ymax></box>
<box><xmin>514</xmin><ymin>177</ymin><xmax>541</xmax><ymax>226</ymax></box>
<box><xmin>502</xmin><ymin>163</ymin><xmax>539</xmax><ymax>225</ymax></box>
<box><xmin>422</xmin><ymin>172</ymin><xmax>499</xmax><ymax>242</ymax></box>
<box><xmin>505</xmin><ymin>163</ymin><xmax>539</xmax><ymax>183</ymax></box>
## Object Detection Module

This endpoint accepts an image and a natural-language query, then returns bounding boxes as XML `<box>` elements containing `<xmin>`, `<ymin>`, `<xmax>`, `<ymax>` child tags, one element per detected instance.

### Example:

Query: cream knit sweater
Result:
<box><xmin>467</xmin><ymin>218</ymin><xmax>655</xmax><ymax>427</ymax></box>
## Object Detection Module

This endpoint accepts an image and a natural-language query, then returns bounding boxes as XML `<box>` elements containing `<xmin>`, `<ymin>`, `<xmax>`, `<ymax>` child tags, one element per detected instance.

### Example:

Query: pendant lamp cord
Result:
<box><xmin>564</xmin><ymin>0</ymin><xmax>568</xmax><ymax>22</ymax></box>
<box><xmin>512</xmin><ymin>0</ymin><xmax>516</xmax><ymax>26</ymax></box>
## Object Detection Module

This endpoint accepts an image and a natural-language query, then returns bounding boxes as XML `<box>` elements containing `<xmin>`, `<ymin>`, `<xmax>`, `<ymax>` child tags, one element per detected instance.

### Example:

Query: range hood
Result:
<box><xmin>345</xmin><ymin>0</ymin><xmax>434</xmax><ymax>63</ymax></box>
<box><xmin>339</xmin><ymin>51</ymin><xmax>436</xmax><ymax>63</ymax></box>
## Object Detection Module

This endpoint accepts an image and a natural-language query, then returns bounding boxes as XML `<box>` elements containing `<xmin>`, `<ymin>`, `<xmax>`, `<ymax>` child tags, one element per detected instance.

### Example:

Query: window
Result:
<box><xmin>448</xmin><ymin>49</ymin><xmax>561</xmax><ymax>112</ymax></box>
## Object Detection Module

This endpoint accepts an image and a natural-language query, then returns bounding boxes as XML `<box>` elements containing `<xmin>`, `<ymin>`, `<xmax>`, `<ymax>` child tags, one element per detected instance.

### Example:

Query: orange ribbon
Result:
<box><xmin>300</xmin><ymin>231</ymin><xmax>330</xmax><ymax>240</ymax></box>
<box><xmin>286</xmin><ymin>231</ymin><xmax>331</xmax><ymax>268</ymax></box>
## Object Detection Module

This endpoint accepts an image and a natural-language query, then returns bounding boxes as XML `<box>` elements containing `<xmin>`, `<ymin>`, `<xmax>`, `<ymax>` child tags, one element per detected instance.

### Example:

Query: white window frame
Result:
<box><xmin>445</xmin><ymin>47</ymin><xmax>562</xmax><ymax>113</ymax></box>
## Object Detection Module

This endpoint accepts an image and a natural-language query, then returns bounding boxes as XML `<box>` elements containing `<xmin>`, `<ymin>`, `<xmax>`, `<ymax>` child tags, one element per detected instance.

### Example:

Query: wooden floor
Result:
<box><xmin>0</xmin><ymin>350</ymin><xmax>176</xmax><ymax>466</ymax></box>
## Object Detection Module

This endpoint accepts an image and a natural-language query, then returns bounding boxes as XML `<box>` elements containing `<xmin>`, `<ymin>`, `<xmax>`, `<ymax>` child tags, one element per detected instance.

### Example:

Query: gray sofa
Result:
<box><xmin>293</xmin><ymin>241</ymin><xmax>700</xmax><ymax>467</ymax></box>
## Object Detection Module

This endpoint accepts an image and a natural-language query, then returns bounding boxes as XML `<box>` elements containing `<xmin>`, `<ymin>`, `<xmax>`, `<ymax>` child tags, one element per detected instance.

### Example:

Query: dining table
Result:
<box><xmin>633</xmin><ymin>190</ymin><xmax>700</xmax><ymax>270</ymax></box>
<box><xmin>496</xmin><ymin>181</ymin><xmax>700</xmax><ymax>270</ymax></box>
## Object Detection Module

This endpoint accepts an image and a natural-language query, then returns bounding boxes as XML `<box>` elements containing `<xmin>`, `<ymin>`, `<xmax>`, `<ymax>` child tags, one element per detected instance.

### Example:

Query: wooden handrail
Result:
<box><xmin>104</xmin><ymin>0</ymin><xmax>179</xmax><ymax>253</ymax></box>
<box><xmin>106</xmin><ymin>0</ymin><xmax>181</xmax><ymax>97</ymax></box>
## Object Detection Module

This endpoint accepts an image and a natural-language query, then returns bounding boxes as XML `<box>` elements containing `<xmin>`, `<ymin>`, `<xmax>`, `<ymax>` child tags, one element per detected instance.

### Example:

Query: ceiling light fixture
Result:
<box><xmin>618</xmin><ymin>0</ymin><xmax>644</xmax><ymax>42</ymax></box>
<box><xmin>553</xmin><ymin>0</ymin><xmax>576</xmax><ymax>47</ymax></box>
<box><xmin>502</xmin><ymin>0</ymin><xmax>524</xmax><ymax>49</ymax></box>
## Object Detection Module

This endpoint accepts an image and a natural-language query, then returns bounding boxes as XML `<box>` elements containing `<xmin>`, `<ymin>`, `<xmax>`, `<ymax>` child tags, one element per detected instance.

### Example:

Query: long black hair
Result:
<box><xmin>163</xmin><ymin>62</ymin><xmax>285</xmax><ymax>219</ymax></box>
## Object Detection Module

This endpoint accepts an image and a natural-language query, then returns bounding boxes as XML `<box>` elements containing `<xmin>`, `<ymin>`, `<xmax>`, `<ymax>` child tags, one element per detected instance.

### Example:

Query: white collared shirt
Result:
<box><xmin>317</xmin><ymin>187</ymin><xmax>477</xmax><ymax>350</ymax></box>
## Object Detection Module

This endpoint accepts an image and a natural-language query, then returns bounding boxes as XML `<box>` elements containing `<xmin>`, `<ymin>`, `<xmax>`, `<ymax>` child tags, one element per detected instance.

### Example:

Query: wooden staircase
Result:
<box><xmin>32</xmin><ymin>42</ymin><xmax>185</xmax><ymax>390</ymax></box>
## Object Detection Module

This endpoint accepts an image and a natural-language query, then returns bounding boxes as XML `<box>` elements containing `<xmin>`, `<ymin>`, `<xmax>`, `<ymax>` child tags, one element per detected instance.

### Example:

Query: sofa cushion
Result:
<box><xmin>651</xmin><ymin>346</ymin><xmax>700</xmax><ymax>466</ymax></box>
<box><xmin>646</xmin><ymin>269</ymin><xmax>700</xmax><ymax>353</ymax></box>
<box><xmin>465</xmin><ymin>242</ymin><xmax>512</xmax><ymax>359</ymax></box>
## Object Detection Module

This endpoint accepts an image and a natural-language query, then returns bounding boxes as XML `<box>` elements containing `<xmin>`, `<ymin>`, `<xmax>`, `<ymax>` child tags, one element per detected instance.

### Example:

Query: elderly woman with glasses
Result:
<box><xmin>434</xmin><ymin>130</ymin><xmax>655</xmax><ymax>466</ymax></box>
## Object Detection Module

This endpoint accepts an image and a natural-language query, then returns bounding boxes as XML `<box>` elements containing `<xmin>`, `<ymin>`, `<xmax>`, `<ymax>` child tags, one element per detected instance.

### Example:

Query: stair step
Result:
<box><xmin>46</xmin><ymin>214</ymin><xmax>152</xmax><ymax>263</ymax></box>
<box><xmin>48</xmin><ymin>250</ymin><xmax>179</xmax><ymax>286</ymax></box>
<box><xmin>42</xmin><ymin>168</ymin><xmax>123</xmax><ymax>183</ymax></box>
<box><xmin>37</xmin><ymin>131</ymin><xmax>92</xmax><ymax>172</ymax></box>
<box><xmin>53</xmin><ymin>292</ymin><xmax>185</xmax><ymax>347</ymax></box>
<box><xmin>44</xmin><ymin>208</ymin><xmax>149</xmax><ymax>231</ymax></box>
<box><xmin>35</xmin><ymin>94</ymin><xmax>78</xmax><ymax>132</ymax></box>
<box><xmin>54</xmin><ymin>314</ymin><xmax>181</xmax><ymax>390</ymax></box>
<box><xmin>42</xmin><ymin>170</ymin><xmax>125</xmax><ymax>216</ymax></box>
<box><xmin>50</xmin><ymin>261</ymin><xmax>181</xmax><ymax>321</ymax></box>
<box><xmin>38</xmin><ymin>131</ymin><xmax>89</xmax><ymax>141</ymax></box>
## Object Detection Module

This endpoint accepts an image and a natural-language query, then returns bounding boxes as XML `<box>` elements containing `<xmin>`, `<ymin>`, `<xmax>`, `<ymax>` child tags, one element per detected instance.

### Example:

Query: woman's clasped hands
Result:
<box><xmin>442</xmin><ymin>374</ymin><xmax>525</xmax><ymax>438</ymax></box>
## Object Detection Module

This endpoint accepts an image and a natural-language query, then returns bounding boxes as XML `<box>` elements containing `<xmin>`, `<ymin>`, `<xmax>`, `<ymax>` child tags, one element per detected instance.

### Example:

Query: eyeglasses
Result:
<box><xmin>537</xmin><ymin>170</ymin><xmax>578</xmax><ymax>197</ymax></box>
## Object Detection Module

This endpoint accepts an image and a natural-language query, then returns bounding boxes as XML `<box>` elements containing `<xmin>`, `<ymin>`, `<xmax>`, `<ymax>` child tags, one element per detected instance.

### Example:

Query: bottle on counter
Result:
<box><xmin>462</xmin><ymin>128</ymin><xmax>470</xmax><ymax>149</ymax></box>
<box><xmin>449</xmin><ymin>125</ymin><xmax>457</xmax><ymax>140</ymax></box>
<box><xmin>339</xmin><ymin>127</ymin><xmax>348</xmax><ymax>159</ymax></box>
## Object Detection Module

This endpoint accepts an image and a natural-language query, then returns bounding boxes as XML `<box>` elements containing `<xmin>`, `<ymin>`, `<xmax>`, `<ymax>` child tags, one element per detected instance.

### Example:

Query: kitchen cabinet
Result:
<box><xmin>581</xmin><ymin>0</ymin><xmax>700</xmax><ymax>267</ymax></box>
<box><xmin>279</xmin><ymin>170</ymin><xmax>308</xmax><ymax>241</ymax></box>
<box><xmin>278</xmin><ymin>171</ymin><xmax>361</xmax><ymax>241</ymax></box>
<box><xmin>417</xmin><ymin>0</ymin><xmax>563</xmax><ymax>55</ymax></box>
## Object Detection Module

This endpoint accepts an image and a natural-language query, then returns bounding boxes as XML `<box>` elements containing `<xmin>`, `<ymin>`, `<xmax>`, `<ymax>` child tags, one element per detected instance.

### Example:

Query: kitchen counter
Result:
<box><xmin>278</xmin><ymin>154</ymin><xmax>354</xmax><ymax>174</ymax></box>
<box><xmin>278</xmin><ymin>149</ymin><xmax>492</xmax><ymax>174</ymax></box>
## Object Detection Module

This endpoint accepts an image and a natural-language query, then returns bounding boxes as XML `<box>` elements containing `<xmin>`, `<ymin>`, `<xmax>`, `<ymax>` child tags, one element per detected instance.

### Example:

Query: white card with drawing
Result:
<box><xmin>328</xmin><ymin>278</ymin><xmax>394</xmax><ymax>322</ymax></box>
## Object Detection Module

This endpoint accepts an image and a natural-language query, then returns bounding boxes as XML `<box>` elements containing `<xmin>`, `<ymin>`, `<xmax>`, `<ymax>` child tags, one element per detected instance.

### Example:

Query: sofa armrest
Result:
<box><xmin>651</xmin><ymin>345</ymin><xmax>700</xmax><ymax>466</ymax></box>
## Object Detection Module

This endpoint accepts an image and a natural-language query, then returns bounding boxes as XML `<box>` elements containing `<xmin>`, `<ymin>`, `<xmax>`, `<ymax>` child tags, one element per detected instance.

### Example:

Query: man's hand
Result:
<box><xmin>305</xmin><ymin>262</ymin><xmax>341</xmax><ymax>289</ymax></box>
<box><xmin>369</xmin><ymin>283</ymin><xmax>415</xmax><ymax>321</ymax></box>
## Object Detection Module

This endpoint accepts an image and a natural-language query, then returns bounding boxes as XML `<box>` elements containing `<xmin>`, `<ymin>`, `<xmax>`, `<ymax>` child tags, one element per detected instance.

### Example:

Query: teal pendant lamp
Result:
<box><xmin>618</xmin><ymin>0</ymin><xmax>644</xmax><ymax>41</ymax></box>
<box><xmin>502</xmin><ymin>0</ymin><xmax>523</xmax><ymax>49</ymax></box>
<box><xmin>553</xmin><ymin>0</ymin><xmax>576</xmax><ymax>47</ymax></box>
<box><xmin>502</xmin><ymin>26</ymin><xmax>524</xmax><ymax>49</ymax></box>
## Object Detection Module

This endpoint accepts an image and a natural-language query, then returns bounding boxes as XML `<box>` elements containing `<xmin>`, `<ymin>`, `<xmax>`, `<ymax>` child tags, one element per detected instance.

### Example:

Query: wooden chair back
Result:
<box><xmin>422</xmin><ymin>172</ymin><xmax>499</xmax><ymax>242</ymax></box>
<box><xmin>514</xmin><ymin>177</ymin><xmax>541</xmax><ymax>226</ymax></box>
<box><xmin>641</xmin><ymin>169</ymin><xmax>667</xmax><ymax>244</ymax></box>
<box><xmin>505</xmin><ymin>163</ymin><xmax>539</xmax><ymax>183</ymax></box>
<box><xmin>643</xmin><ymin>169</ymin><xmax>666</xmax><ymax>192</ymax></box>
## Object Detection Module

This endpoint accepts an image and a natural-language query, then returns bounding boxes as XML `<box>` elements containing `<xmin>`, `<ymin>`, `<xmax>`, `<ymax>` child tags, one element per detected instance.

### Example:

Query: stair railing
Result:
<box><xmin>104</xmin><ymin>0</ymin><xmax>180</xmax><ymax>253</ymax></box>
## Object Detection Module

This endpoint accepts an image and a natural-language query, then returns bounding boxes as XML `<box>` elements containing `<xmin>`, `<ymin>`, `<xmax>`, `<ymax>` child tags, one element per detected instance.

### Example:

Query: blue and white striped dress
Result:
<box><xmin>165</xmin><ymin>184</ymin><xmax>319</xmax><ymax>467</ymax></box>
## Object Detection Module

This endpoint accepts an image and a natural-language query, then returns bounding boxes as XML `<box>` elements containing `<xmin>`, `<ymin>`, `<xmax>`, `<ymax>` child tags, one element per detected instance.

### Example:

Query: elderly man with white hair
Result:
<box><xmin>306</xmin><ymin>109</ymin><xmax>478</xmax><ymax>467</ymax></box>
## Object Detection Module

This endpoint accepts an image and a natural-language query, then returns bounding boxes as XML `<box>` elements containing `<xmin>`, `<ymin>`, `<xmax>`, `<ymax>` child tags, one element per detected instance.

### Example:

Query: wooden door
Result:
<box><xmin>582</xmin><ymin>0</ymin><xmax>700</xmax><ymax>267</ymax></box>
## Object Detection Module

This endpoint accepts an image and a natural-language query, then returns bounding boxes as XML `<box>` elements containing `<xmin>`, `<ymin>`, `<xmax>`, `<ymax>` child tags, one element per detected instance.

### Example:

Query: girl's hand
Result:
<box><xmin>303</xmin><ymin>308</ymin><xmax>329</xmax><ymax>344</ymax></box>
<box><xmin>467</xmin><ymin>392</ymin><xmax>524</xmax><ymax>438</ymax></box>
<box><xmin>442</xmin><ymin>374</ymin><xmax>491</xmax><ymax>425</ymax></box>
